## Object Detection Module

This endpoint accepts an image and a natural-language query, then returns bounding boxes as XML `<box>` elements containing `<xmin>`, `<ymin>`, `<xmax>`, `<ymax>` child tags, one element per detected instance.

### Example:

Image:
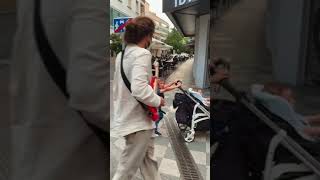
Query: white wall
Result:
<box><xmin>265</xmin><ymin>0</ymin><xmax>306</xmax><ymax>85</ymax></box>
<box><xmin>193</xmin><ymin>14</ymin><xmax>210</xmax><ymax>88</ymax></box>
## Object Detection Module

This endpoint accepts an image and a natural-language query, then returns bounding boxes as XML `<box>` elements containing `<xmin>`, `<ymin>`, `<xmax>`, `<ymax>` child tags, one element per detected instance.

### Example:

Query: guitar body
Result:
<box><xmin>148</xmin><ymin>76</ymin><xmax>160</xmax><ymax>121</ymax></box>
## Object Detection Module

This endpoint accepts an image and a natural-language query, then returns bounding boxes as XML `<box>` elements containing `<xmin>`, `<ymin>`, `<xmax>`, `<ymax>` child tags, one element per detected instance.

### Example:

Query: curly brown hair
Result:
<box><xmin>124</xmin><ymin>16</ymin><xmax>155</xmax><ymax>44</ymax></box>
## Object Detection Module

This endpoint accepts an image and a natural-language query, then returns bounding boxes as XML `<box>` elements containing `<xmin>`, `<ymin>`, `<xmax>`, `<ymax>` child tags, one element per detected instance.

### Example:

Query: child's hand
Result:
<box><xmin>304</xmin><ymin>127</ymin><xmax>320</xmax><ymax>137</ymax></box>
<box><xmin>314</xmin><ymin>114</ymin><xmax>320</xmax><ymax>121</ymax></box>
<box><xmin>306</xmin><ymin>114</ymin><xmax>320</xmax><ymax>125</ymax></box>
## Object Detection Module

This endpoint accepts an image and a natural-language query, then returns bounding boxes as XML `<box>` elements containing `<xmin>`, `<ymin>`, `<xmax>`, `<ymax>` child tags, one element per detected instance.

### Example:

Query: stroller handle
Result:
<box><xmin>177</xmin><ymin>85</ymin><xmax>187</xmax><ymax>94</ymax></box>
<box><xmin>175</xmin><ymin>80</ymin><xmax>182</xmax><ymax>85</ymax></box>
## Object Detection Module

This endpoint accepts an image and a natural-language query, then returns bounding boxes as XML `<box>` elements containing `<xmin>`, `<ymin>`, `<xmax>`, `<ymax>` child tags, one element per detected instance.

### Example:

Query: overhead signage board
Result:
<box><xmin>163</xmin><ymin>0</ymin><xmax>199</xmax><ymax>12</ymax></box>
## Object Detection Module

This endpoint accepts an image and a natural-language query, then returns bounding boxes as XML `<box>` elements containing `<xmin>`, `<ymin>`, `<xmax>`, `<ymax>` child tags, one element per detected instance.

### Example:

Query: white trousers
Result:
<box><xmin>112</xmin><ymin>130</ymin><xmax>161</xmax><ymax>180</ymax></box>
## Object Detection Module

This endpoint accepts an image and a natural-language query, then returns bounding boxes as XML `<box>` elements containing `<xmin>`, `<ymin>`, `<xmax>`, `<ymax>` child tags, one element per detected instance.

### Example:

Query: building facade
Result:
<box><xmin>110</xmin><ymin>0</ymin><xmax>170</xmax><ymax>42</ymax></box>
<box><xmin>145</xmin><ymin>2</ymin><xmax>170</xmax><ymax>42</ymax></box>
<box><xmin>110</xmin><ymin>0</ymin><xmax>146</xmax><ymax>33</ymax></box>
<box><xmin>163</xmin><ymin>0</ymin><xmax>210</xmax><ymax>88</ymax></box>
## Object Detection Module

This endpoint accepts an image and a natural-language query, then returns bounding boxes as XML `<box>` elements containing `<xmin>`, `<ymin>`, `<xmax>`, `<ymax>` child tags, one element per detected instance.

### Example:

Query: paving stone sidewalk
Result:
<box><xmin>110</xmin><ymin>59</ymin><xmax>210</xmax><ymax>180</ymax></box>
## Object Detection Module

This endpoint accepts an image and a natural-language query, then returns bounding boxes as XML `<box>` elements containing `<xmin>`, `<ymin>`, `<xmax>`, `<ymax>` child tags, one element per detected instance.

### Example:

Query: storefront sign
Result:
<box><xmin>174</xmin><ymin>0</ymin><xmax>195</xmax><ymax>8</ymax></box>
<box><xmin>163</xmin><ymin>0</ymin><xmax>198</xmax><ymax>12</ymax></box>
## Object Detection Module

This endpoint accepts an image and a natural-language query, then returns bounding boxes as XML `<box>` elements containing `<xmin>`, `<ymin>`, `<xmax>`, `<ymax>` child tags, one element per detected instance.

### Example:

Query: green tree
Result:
<box><xmin>165</xmin><ymin>28</ymin><xmax>188</xmax><ymax>54</ymax></box>
<box><xmin>110</xmin><ymin>33</ymin><xmax>122</xmax><ymax>56</ymax></box>
<box><xmin>183</xmin><ymin>37</ymin><xmax>193</xmax><ymax>54</ymax></box>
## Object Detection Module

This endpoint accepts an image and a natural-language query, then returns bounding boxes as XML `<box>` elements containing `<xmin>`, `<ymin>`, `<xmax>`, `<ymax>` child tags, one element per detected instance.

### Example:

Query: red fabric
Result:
<box><xmin>148</xmin><ymin>76</ymin><xmax>159</xmax><ymax>121</ymax></box>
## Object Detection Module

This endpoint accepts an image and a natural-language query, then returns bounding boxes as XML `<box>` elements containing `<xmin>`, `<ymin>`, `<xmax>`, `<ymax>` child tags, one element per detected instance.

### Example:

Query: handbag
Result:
<box><xmin>33</xmin><ymin>0</ymin><xmax>107</xmax><ymax>146</ymax></box>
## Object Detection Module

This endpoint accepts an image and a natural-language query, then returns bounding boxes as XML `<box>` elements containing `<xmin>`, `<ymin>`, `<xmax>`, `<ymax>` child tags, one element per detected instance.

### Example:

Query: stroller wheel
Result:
<box><xmin>178</xmin><ymin>124</ymin><xmax>187</xmax><ymax>130</ymax></box>
<box><xmin>184</xmin><ymin>130</ymin><xmax>195</xmax><ymax>142</ymax></box>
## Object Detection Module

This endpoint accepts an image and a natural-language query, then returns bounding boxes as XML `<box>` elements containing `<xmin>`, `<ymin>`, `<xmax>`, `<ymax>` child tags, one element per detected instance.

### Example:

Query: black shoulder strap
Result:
<box><xmin>34</xmin><ymin>0</ymin><xmax>68</xmax><ymax>97</ymax></box>
<box><xmin>120</xmin><ymin>46</ymin><xmax>132</xmax><ymax>92</ymax></box>
<box><xmin>33</xmin><ymin>0</ymin><xmax>107</xmax><ymax>145</ymax></box>
<box><xmin>119</xmin><ymin>46</ymin><xmax>150</xmax><ymax>112</ymax></box>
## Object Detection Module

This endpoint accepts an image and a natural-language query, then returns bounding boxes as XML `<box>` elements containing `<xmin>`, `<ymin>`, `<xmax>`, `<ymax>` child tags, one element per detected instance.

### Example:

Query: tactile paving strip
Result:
<box><xmin>165</xmin><ymin>114</ymin><xmax>204</xmax><ymax>180</ymax></box>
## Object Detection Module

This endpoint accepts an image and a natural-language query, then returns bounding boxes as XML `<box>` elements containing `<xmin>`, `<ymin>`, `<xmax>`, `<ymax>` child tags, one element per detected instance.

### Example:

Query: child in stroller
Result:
<box><xmin>173</xmin><ymin>86</ymin><xmax>210</xmax><ymax>142</ymax></box>
<box><xmin>251</xmin><ymin>82</ymin><xmax>320</xmax><ymax>142</ymax></box>
<box><xmin>188</xmin><ymin>88</ymin><xmax>210</xmax><ymax>107</ymax></box>
<box><xmin>212</xmin><ymin>82</ymin><xmax>320</xmax><ymax>180</ymax></box>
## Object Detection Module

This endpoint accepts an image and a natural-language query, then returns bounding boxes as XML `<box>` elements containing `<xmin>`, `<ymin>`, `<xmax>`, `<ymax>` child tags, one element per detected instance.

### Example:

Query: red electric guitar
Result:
<box><xmin>148</xmin><ymin>63</ymin><xmax>160</xmax><ymax>121</ymax></box>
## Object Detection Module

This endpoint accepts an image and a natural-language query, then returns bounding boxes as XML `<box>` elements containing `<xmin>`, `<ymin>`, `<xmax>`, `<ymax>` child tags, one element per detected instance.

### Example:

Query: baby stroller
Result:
<box><xmin>216</xmin><ymin>80</ymin><xmax>320</xmax><ymax>180</ymax></box>
<box><xmin>173</xmin><ymin>85</ymin><xmax>210</xmax><ymax>142</ymax></box>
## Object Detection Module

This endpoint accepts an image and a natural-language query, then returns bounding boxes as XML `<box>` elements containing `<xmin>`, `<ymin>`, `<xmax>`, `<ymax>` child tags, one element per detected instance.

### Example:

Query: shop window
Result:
<box><xmin>140</xmin><ymin>4</ymin><xmax>145</xmax><ymax>15</ymax></box>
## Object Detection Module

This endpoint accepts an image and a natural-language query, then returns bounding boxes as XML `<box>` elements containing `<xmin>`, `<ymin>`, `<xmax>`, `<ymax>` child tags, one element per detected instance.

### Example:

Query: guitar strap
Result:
<box><xmin>33</xmin><ymin>0</ymin><xmax>107</xmax><ymax>145</ymax></box>
<box><xmin>120</xmin><ymin>46</ymin><xmax>149</xmax><ymax>112</ymax></box>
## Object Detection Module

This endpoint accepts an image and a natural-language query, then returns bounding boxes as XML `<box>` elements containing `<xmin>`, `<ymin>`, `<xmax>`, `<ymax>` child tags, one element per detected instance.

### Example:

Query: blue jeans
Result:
<box><xmin>155</xmin><ymin>110</ymin><xmax>164</xmax><ymax>130</ymax></box>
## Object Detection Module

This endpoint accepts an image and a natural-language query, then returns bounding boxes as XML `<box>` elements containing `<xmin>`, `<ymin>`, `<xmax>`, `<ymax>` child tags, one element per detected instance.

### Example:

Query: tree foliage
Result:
<box><xmin>164</xmin><ymin>28</ymin><xmax>191</xmax><ymax>54</ymax></box>
<box><xmin>110</xmin><ymin>33</ymin><xmax>122</xmax><ymax>56</ymax></box>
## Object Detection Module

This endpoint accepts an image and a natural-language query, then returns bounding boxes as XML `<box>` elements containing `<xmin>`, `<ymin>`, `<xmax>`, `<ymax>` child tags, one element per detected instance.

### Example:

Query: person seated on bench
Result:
<box><xmin>212</xmin><ymin>82</ymin><xmax>320</xmax><ymax>180</ymax></box>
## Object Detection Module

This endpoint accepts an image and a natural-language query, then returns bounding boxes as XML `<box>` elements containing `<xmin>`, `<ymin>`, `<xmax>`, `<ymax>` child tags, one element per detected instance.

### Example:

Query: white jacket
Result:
<box><xmin>113</xmin><ymin>44</ymin><xmax>161</xmax><ymax>137</ymax></box>
<box><xmin>10</xmin><ymin>0</ymin><xmax>108</xmax><ymax>179</ymax></box>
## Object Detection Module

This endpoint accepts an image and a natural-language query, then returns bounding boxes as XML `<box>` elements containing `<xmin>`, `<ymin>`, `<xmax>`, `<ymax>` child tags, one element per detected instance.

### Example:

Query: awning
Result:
<box><xmin>163</xmin><ymin>0</ymin><xmax>209</xmax><ymax>37</ymax></box>
<box><xmin>150</xmin><ymin>38</ymin><xmax>173</xmax><ymax>50</ymax></box>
